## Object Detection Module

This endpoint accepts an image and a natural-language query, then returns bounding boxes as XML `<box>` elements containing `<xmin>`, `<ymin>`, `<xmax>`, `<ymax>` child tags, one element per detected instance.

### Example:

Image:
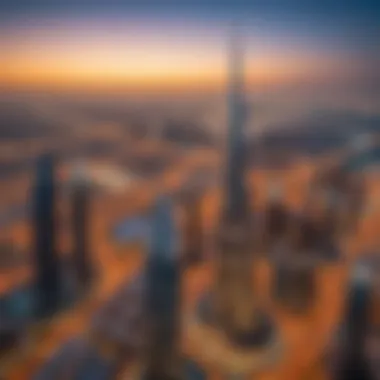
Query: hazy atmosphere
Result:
<box><xmin>0</xmin><ymin>1</ymin><xmax>379</xmax><ymax>380</ymax></box>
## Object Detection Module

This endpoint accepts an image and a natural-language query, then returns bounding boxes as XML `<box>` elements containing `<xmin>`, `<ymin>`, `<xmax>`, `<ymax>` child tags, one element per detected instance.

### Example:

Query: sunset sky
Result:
<box><xmin>1</xmin><ymin>0</ymin><xmax>379</xmax><ymax>92</ymax></box>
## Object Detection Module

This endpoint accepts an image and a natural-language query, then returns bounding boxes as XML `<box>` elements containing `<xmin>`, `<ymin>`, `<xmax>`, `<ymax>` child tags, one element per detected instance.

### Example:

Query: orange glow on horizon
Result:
<box><xmin>1</xmin><ymin>58</ymin><xmax>335</xmax><ymax>93</ymax></box>
<box><xmin>0</xmin><ymin>15</ymin><xmax>363</xmax><ymax>94</ymax></box>
<box><xmin>1</xmin><ymin>28</ymin><xmax>345</xmax><ymax>93</ymax></box>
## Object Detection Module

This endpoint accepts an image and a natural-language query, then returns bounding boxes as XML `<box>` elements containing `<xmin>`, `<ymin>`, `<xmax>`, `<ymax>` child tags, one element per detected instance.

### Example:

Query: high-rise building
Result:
<box><xmin>338</xmin><ymin>173</ymin><xmax>366</xmax><ymax>235</ymax></box>
<box><xmin>308</xmin><ymin>159</ymin><xmax>365</xmax><ymax>240</ymax></box>
<box><xmin>272</xmin><ymin>213</ymin><xmax>319</xmax><ymax>312</ymax></box>
<box><xmin>71</xmin><ymin>165</ymin><xmax>92</xmax><ymax>289</ymax></box>
<box><xmin>222</xmin><ymin>29</ymin><xmax>249</xmax><ymax>226</ymax></box>
<box><xmin>143</xmin><ymin>196</ymin><xmax>182</xmax><ymax>380</ymax></box>
<box><xmin>330</xmin><ymin>264</ymin><xmax>374</xmax><ymax>380</ymax></box>
<box><xmin>273</xmin><ymin>257</ymin><xmax>316</xmax><ymax>313</ymax></box>
<box><xmin>32</xmin><ymin>153</ymin><xmax>60</xmax><ymax>317</ymax></box>
<box><xmin>214</xmin><ymin>29</ymin><xmax>273</xmax><ymax>347</ymax></box>
<box><xmin>301</xmin><ymin>186</ymin><xmax>340</xmax><ymax>262</ymax></box>
<box><xmin>265</xmin><ymin>201</ymin><xmax>288</xmax><ymax>242</ymax></box>
<box><xmin>261</xmin><ymin>183</ymin><xmax>289</xmax><ymax>252</ymax></box>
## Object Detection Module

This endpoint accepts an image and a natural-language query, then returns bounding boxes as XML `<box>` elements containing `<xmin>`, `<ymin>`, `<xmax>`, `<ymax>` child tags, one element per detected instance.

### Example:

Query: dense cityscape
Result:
<box><xmin>1</xmin><ymin>1</ymin><xmax>380</xmax><ymax>379</ymax></box>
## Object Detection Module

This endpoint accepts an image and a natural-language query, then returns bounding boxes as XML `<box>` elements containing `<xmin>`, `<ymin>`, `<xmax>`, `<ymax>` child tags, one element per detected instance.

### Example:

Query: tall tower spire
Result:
<box><xmin>224</xmin><ymin>27</ymin><xmax>249</xmax><ymax>223</ymax></box>
<box><xmin>187</xmin><ymin>26</ymin><xmax>281</xmax><ymax>375</ymax></box>
<box><xmin>212</xmin><ymin>26</ymin><xmax>275</xmax><ymax>350</ymax></box>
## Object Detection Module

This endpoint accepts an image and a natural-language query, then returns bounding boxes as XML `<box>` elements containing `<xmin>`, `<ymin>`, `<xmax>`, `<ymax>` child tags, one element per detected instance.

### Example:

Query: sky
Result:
<box><xmin>1</xmin><ymin>0</ymin><xmax>379</xmax><ymax>92</ymax></box>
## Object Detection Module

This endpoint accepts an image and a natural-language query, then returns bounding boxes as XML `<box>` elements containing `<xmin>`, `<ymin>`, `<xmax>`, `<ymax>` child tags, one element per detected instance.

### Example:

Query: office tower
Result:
<box><xmin>330</xmin><ymin>264</ymin><xmax>374</xmax><ymax>380</ymax></box>
<box><xmin>213</xmin><ymin>30</ymin><xmax>272</xmax><ymax>347</ymax></box>
<box><xmin>262</xmin><ymin>183</ymin><xmax>288</xmax><ymax>252</ymax></box>
<box><xmin>293</xmin><ymin>216</ymin><xmax>318</xmax><ymax>251</ymax></box>
<box><xmin>32</xmin><ymin>153</ymin><xmax>60</xmax><ymax>317</ymax></box>
<box><xmin>341</xmin><ymin>173</ymin><xmax>366</xmax><ymax>235</ymax></box>
<box><xmin>273</xmin><ymin>257</ymin><xmax>316</xmax><ymax>313</ymax></box>
<box><xmin>71</xmin><ymin>166</ymin><xmax>92</xmax><ymax>289</ymax></box>
<box><xmin>309</xmin><ymin>159</ymin><xmax>365</xmax><ymax>240</ymax></box>
<box><xmin>144</xmin><ymin>196</ymin><xmax>182</xmax><ymax>380</ymax></box>
<box><xmin>182</xmin><ymin>194</ymin><xmax>203</xmax><ymax>266</ymax></box>
<box><xmin>266</xmin><ymin>199</ymin><xmax>288</xmax><ymax>242</ymax></box>
<box><xmin>322</xmin><ymin>171</ymin><xmax>354</xmax><ymax>238</ymax></box>
<box><xmin>272</xmin><ymin>213</ymin><xmax>317</xmax><ymax>313</ymax></box>
<box><xmin>302</xmin><ymin>187</ymin><xmax>340</xmax><ymax>261</ymax></box>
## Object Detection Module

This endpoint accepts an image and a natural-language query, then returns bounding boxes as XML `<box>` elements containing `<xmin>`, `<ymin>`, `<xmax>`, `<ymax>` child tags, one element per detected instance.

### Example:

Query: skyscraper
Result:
<box><xmin>222</xmin><ymin>28</ymin><xmax>249</xmax><ymax>225</ymax></box>
<box><xmin>32</xmin><ymin>153</ymin><xmax>60</xmax><ymax>317</ymax></box>
<box><xmin>71</xmin><ymin>165</ymin><xmax>92</xmax><ymax>289</ymax></box>
<box><xmin>272</xmin><ymin>212</ymin><xmax>319</xmax><ymax>312</ymax></box>
<box><xmin>144</xmin><ymin>196</ymin><xmax>181</xmax><ymax>380</ymax></box>
<box><xmin>262</xmin><ymin>182</ymin><xmax>288</xmax><ymax>252</ymax></box>
<box><xmin>214</xmin><ymin>29</ymin><xmax>273</xmax><ymax>347</ymax></box>
<box><xmin>302</xmin><ymin>183</ymin><xmax>341</xmax><ymax>261</ymax></box>
<box><xmin>330</xmin><ymin>264</ymin><xmax>374</xmax><ymax>380</ymax></box>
